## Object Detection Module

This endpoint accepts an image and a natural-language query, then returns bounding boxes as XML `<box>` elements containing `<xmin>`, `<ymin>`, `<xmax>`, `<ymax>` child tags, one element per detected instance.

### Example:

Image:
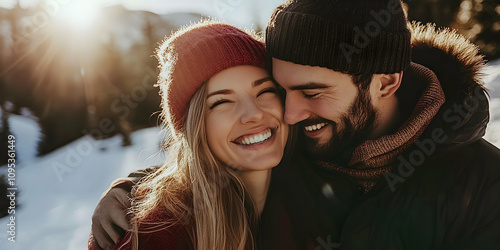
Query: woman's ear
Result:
<box><xmin>377</xmin><ymin>72</ymin><xmax>403</xmax><ymax>98</ymax></box>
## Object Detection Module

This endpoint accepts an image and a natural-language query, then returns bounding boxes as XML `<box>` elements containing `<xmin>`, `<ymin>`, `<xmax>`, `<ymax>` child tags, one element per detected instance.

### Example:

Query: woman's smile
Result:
<box><xmin>205</xmin><ymin>65</ymin><xmax>289</xmax><ymax>171</ymax></box>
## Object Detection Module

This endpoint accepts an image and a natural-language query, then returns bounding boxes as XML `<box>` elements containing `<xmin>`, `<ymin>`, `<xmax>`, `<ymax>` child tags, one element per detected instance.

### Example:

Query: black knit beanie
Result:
<box><xmin>266</xmin><ymin>0</ymin><xmax>411</xmax><ymax>74</ymax></box>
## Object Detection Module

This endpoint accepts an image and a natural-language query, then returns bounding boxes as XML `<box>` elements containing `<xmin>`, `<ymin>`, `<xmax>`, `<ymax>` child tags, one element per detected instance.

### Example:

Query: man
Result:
<box><xmin>91</xmin><ymin>0</ymin><xmax>500</xmax><ymax>249</ymax></box>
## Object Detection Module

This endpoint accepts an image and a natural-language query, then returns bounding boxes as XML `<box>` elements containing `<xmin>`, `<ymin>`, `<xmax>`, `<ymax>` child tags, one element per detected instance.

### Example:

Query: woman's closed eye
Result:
<box><xmin>209</xmin><ymin>98</ymin><xmax>233</xmax><ymax>109</ymax></box>
<box><xmin>257</xmin><ymin>87</ymin><xmax>278</xmax><ymax>97</ymax></box>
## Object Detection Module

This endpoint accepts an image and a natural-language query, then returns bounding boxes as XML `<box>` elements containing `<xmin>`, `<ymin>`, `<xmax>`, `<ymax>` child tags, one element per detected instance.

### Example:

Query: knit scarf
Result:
<box><xmin>317</xmin><ymin>63</ymin><xmax>445</xmax><ymax>192</ymax></box>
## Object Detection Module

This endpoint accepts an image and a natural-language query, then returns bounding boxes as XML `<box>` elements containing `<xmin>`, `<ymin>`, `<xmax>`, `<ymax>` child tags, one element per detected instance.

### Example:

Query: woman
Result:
<box><xmin>89</xmin><ymin>20</ymin><xmax>289</xmax><ymax>250</ymax></box>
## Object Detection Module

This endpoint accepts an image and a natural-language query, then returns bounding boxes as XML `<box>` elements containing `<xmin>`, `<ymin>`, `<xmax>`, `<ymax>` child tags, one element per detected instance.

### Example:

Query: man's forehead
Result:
<box><xmin>271</xmin><ymin>58</ymin><xmax>346</xmax><ymax>88</ymax></box>
<box><xmin>272</xmin><ymin>58</ymin><xmax>316</xmax><ymax>81</ymax></box>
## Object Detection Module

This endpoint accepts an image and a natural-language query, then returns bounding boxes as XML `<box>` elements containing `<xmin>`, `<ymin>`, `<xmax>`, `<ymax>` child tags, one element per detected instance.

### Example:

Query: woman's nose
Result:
<box><xmin>240</xmin><ymin>99</ymin><xmax>265</xmax><ymax>124</ymax></box>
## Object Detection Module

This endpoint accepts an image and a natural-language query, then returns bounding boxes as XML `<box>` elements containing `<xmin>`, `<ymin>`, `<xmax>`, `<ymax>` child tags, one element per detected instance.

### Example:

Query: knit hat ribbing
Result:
<box><xmin>156</xmin><ymin>20</ymin><xmax>267</xmax><ymax>132</ymax></box>
<box><xmin>266</xmin><ymin>0</ymin><xmax>411</xmax><ymax>74</ymax></box>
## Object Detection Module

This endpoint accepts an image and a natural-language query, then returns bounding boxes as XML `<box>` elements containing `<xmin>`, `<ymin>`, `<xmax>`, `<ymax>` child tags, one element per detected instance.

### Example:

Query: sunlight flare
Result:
<box><xmin>55</xmin><ymin>1</ymin><xmax>101</xmax><ymax>30</ymax></box>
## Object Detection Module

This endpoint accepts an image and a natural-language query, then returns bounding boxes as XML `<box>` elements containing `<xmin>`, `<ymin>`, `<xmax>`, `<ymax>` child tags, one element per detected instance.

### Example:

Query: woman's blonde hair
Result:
<box><xmin>126</xmin><ymin>82</ymin><xmax>258</xmax><ymax>250</ymax></box>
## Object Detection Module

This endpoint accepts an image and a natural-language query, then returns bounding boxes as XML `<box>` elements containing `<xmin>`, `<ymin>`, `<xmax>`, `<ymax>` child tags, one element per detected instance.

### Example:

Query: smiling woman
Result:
<box><xmin>88</xmin><ymin>20</ymin><xmax>290</xmax><ymax>250</ymax></box>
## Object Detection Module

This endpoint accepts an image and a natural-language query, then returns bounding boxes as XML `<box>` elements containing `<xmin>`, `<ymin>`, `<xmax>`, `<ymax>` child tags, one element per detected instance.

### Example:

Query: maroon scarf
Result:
<box><xmin>317</xmin><ymin>63</ymin><xmax>445</xmax><ymax>192</ymax></box>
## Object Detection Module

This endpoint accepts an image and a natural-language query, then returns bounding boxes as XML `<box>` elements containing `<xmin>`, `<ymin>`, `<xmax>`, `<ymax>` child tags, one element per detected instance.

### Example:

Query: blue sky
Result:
<box><xmin>0</xmin><ymin>0</ymin><xmax>285</xmax><ymax>29</ymax></box>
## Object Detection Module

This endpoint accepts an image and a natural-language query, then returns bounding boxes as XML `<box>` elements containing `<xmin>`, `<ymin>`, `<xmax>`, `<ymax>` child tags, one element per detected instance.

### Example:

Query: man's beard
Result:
<box><xmin>300</xmin><ymin>88</ymin><xmax>378</xmax><ymax>166</ymax></box>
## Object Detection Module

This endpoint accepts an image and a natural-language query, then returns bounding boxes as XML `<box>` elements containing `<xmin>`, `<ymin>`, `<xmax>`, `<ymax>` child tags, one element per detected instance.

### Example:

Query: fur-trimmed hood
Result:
<box><xmin>402</xmin><ymin>22</ymin><xmax>489</xmax><ymax>149</ymax></box>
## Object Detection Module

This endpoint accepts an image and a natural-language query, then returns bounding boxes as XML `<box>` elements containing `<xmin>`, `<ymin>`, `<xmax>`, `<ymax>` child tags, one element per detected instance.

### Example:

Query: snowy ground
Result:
<box><xmin>0</xmin><ymin>61</ymin><xmax>499</xmax><ymax>250</ymax></box>
<box><xmin>483</xmin><ymin>59</ymin><xmax>500</xmax><ymax>146</ymax></box>
<box><xmin>0</xmin><ymin>117</ymin><xmax>166</xmax><ymax>249</ymax></box>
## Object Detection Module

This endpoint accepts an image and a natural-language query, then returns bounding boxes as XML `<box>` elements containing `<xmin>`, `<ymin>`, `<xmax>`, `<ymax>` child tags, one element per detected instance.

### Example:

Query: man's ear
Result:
<box><xmin>377</xmin><ymin>72</ymin><xmax>403</xmax><ymax>98</ymax></box>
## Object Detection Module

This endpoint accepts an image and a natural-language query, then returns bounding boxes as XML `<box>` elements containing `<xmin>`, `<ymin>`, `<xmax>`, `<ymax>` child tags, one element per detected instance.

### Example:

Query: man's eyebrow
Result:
<box><xmin>253</xmin><ymin>77</ymin><xmax>274</xmax><ymax>87</ymax></box>
<box><xmin>207</xmin><ymin>89</ymin><xmax>234</xmax><ymax>98</ymax></box>
<box><xmin>289</xmin><ymin>82</ymin><xmax>330</xmax><ymax>91</ymax></box>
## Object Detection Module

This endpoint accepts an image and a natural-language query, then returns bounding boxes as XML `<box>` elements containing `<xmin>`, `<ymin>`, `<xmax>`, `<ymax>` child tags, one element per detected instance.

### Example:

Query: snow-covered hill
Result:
<box><xmin>483</xmin><ymin>59</ymin><xmax>500</xmax><ymax>146</ymax></box>
<box><xmin>0</xmin><ymin>60</ymin><xmax>499</xmax><ymax>250</ymax></box>
<box><xmin>0</xmin><ymin>117</ymin><xmax>166</xmax><ymax>249</ymax></box>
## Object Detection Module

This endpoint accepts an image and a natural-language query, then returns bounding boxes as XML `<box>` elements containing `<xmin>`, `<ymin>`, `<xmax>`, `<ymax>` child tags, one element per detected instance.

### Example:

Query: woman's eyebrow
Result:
<box><xmin>207</xmin><ymin>77</ymin><xmax>273</xmax><ymax>98</ymax></box>
<box><xmin>207</xmin><ymin>89</ymin><xmax>234</xmax><ymax>98</ymax></box>
<box><xmin>253</xmin><ymin>77</ymin><xmax>273</xmax><ymax>87</ymax></box>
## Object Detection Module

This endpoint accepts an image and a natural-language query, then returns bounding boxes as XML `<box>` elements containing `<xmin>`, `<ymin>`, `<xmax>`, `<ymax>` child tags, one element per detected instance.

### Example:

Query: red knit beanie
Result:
<box><xmin>156</xmin><ymin>20</ymin><xmax>267</xmax><ymax>133</ymax></box>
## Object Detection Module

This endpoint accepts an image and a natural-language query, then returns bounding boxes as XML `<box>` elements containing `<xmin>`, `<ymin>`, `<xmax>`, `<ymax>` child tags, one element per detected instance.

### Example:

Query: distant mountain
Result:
<box><xmin>96</xmin><ymin>5</ymin><xmax>203</xmax><ymax>52</ymax></box>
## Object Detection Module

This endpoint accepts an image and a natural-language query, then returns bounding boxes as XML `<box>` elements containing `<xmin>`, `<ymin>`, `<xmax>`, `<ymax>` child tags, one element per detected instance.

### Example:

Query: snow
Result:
<box><xmin>0</xmin><ymin>61</ymin><xmax>499</xmax><ymax>249</ymax></box>
<box><xmin>0</xmin><ymin>121</ymin><xmax>166</xmax><ymax>249</ymax></box>
<box><xmin>1</xmin><ymin>111</ymin><xmax>40</xmax><ymax>163</ymax></box>
<box><xmin>483</xmin><ymin>60</ymin><xmax>500</xmax><ymax>146</ymax></box>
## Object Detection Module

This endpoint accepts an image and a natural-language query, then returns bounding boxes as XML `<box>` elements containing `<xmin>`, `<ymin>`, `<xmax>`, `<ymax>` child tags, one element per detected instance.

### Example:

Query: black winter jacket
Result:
<box><xmin>259</xmin><ymin>23</ymin><xmax>500</xmax><ymax>250</ymax></box>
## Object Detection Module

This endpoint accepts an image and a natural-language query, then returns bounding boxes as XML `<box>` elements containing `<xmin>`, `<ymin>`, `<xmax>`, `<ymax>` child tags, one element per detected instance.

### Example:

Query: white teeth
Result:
<box><xmin>305</xmin><ymin>123</ymin><xmax>327</xmax><ymax>132</ymax></box>
<box><xmin>238</xmin><ymin>129</ymin><xmax>273</xmax><ymax>145</ymax></box>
